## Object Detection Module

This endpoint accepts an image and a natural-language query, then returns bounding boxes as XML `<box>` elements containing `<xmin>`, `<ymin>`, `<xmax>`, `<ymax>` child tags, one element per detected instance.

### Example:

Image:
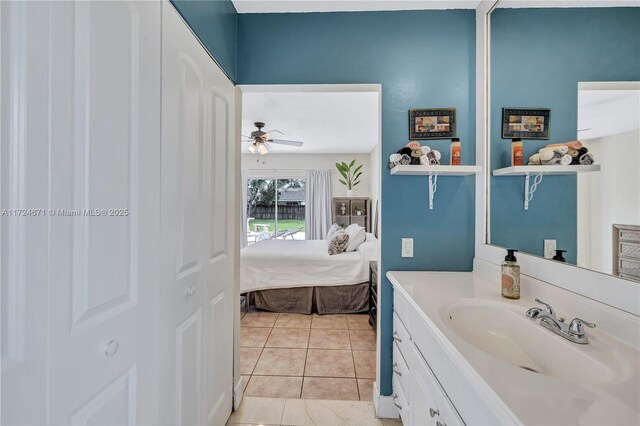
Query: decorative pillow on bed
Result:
<box><xmin>344</xmin><ymin>224</ymin><xmax>366</xmax><ymax>252</ymax></box>
<box><xmin>326</xmin><ymin>223</ymin><xmax>342</xmax><ymax>240</ymax></box>
<box><xmin>328</xmin><ymin>231</ymin><xmax>349</xmax><ymax>255</ymax></box>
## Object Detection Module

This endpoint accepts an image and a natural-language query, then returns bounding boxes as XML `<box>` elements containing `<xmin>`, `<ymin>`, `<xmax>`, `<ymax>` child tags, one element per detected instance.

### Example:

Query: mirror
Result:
<box><xmin>488</xmin><ymin>3</ymin><xmax>640</xmax><ymax>282</ymax></box>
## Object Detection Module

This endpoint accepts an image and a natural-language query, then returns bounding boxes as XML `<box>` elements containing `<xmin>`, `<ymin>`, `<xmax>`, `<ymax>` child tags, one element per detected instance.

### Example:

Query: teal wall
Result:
<box><xmin>490</xmin><ymin>8</ymin><xmax>640</xmax><ymax>263</ymax></box>
<box><xmin>171</xmin><ymin>0</ymin><xmax>238</xmax><ymax>82</ymax></box>
<box><xmin>237</xmin><ymin>10</ymin><xmax>477</xmax><ymax>395</ymax></box>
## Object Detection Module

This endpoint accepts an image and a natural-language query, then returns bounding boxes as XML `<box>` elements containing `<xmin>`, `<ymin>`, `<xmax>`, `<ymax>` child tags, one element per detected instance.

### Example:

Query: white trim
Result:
<box><xmin>373</xmin><ymin>381</ymin><xmax>400</xmax><ymax>419</ymax></box>
<box><xmin>578</xmin><ymin>81</ymin><xmax>640</xmax><ymax>91</ymax></box>
<box><xmin>233</xmin><ymin>376</ymin><xmax>244</xmax><ymax>411</ymax></box>
<box><xmin>475</xmin><ymin>2</ymin><xmax>640</xmax><ymax>317</ymax></box>
<box><xmin>237</xmin><ymin>83</ymin><xmax>383</xmax><ymax>94</ymax></box>
<box><xmin>234</xmin><ymin>83</ymin><xmax>384</xmax><ymax>405</ymax></box>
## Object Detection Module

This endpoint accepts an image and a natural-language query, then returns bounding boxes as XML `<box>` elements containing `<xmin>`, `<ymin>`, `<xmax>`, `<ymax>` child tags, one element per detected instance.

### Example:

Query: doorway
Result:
<box><xmin>234</xmin><ymin>84</ymin><xmax>382</xmax><ymax>405</ymax></box>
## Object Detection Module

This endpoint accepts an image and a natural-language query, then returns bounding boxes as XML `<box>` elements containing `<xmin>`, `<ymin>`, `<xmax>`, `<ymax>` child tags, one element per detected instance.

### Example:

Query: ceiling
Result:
<box><xmin>232</xmin><ymin>0</ymin><xmax>482</xmax><ymax>14</ymax></box>
<box><xmin>231</xmin><ymin>0</ymin><xmax>638</xmax><ymax>13</ymax></box>
<box><xmin>578</xmin><ymin>89</ymin><xmax>640</xmax><ymax>140</ymax></box>
<box><xmin>241</xmin><ymin>91</ymin><xmax>379</xmax><ymax>154</ymax></box>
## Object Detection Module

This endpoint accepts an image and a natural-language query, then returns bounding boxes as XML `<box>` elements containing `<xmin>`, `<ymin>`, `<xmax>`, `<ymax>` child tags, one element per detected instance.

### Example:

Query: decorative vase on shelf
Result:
<box><xmin>340</xmin><ymin>203</ymin><xmax>347</xmax><ymax>215</ymax></box>
<box><xmin>347</xmin><ymin>189</ymin><xmax>354</xmax><ymax>197</ymax></box>
<box><xmin>357</xmin><ymin>211</ymin><xmax>362</xmax><ymax>216</ymax></box>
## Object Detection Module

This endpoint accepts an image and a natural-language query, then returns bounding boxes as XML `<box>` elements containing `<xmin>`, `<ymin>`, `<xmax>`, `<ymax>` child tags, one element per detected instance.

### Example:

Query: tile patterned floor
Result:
<box><xmin>240</xmin><ymin>310</ymin><xmax>376</xmax><ymax>402</ymax></box>
<box><xmin>227</xmin><ymin>397</ymin><xmax>403</xmax><ymax>426</ymax></box>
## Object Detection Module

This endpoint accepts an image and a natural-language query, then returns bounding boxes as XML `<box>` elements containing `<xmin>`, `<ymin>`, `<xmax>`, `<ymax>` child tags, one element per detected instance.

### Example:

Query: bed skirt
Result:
<box><xmin>245</xmin><ymin>282</ymin><xmax>369</xmax><ymax>314</ymax></box>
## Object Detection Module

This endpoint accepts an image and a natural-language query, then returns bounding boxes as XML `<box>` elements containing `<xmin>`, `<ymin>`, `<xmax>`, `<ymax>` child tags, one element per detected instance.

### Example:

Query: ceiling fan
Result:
<box><xmin>243</xmin><ymin>122</ymin><xmax>304</xmax><ymax>155</ymax></box>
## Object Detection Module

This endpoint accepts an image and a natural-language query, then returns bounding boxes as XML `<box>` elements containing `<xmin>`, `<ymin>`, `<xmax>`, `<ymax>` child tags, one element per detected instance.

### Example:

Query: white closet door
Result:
<box><xmin>159</xmin><ymin>3</ymin><xmax>236</xmax><ymax>425</ymax></box>
<box><xmin>1</xmin><ymin>1</ymin><xmax>161</xmax><ymax>424</ymax></box>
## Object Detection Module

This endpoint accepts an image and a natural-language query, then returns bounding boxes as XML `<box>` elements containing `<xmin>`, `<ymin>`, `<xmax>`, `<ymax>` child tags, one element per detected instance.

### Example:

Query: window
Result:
<box><xmin>246</xmin><ymin>178</ymin><xmax>305</xmax><ymax>244</ymax></box>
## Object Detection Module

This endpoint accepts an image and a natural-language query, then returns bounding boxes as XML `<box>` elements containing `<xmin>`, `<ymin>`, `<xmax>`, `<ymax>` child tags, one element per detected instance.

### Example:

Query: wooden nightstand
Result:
<box><xmin>368</xmin><ymin>261</ymin><xmax>378</xmax><ymax>328</ymax></box>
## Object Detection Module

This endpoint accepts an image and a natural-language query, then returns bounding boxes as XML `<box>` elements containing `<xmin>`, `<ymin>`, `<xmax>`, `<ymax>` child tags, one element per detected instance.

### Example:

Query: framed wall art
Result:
<box><xmin>502</xmin><ymin>108</ymin><xmax>550</xmax><ymax>139</ymax></box>
<box><xmin>409</xmin><ymin>108</ymin><xmax>456</xmax><ymax>139</ymax></box>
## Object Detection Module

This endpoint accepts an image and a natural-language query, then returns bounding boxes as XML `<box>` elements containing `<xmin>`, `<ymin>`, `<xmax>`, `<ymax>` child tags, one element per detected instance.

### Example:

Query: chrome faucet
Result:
<box><xmin>526</xmin><ymin>298</ymin><xmax>596</xmax><ymax>344</ymax></box>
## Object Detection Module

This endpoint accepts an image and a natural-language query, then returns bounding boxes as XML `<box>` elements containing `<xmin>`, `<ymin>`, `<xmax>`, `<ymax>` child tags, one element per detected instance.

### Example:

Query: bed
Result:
<box><xmin>241</xmin><ymin>234</ymin><xmax>378</xmax><ymax>314</ymax></box>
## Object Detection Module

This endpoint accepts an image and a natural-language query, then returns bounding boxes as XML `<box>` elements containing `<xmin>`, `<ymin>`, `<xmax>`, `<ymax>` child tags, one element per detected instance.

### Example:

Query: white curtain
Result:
<box><xmin>241</xmin><ymin>169</ymin><xmax>248</xmax><ymax>248</ymax></box>
<box><xmin>305</xmin><ymin>170</ymin><xmax>333</xmax><ymax>240</ymax></box>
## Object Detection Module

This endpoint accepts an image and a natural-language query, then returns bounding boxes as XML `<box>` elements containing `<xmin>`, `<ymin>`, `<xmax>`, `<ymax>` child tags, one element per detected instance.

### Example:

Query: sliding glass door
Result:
<box><xmin>246</xmin><ymin>178</ymin><xmax>305</xmax><ymax>244</ymax></box>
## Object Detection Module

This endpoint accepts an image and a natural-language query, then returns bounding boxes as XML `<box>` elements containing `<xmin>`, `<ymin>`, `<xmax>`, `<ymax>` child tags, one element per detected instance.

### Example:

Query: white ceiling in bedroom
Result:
<box><xmin>232</xmin><ymin>0</ymin><xmax>638</xmax><ymax>14</ymax></box>
<box><xmin>232</xmin><ymin>0</ymin><xmax>482</xmax><ymax>14</ymax></box>
<box><xmin>241</xmin><ymin>91</ymin><xmax>379</xmax><ymax>154</ymax></box>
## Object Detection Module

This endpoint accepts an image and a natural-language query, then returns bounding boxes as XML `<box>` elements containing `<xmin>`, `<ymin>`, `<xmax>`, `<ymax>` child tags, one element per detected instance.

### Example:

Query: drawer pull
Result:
<box><xmin>429</xmin><ymin>407</ymin><xmax>440</xmax><ymax>418</ymax></box>
<box><xmin>392</xmin><ymin>394</ymin><xmax>402</xmax><ymax>410</ymax></box>
<box><xmin>436</xmin><ymin>421</ymin><xmax>447</xmax><ymax>426</ymax></box>
<box><xmin>393</xmin><ymin>331</ymin><xmax>402</xmax><ymax>343</ymax></box>
<box><xmin>392</xmin><ymin>362</ymin><xmax>402</xmax><ymax>376</ymax></box>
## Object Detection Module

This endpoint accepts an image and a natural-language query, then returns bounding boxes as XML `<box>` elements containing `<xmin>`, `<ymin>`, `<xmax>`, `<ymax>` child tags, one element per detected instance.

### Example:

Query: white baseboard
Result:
<box><xmin>233</xmin><ymin>376</ymin><xmax>244</xmax><ymax>411</ymax></box>
<box><xmin>373</xmin><ymin>381</ymin><xmax>399</xmax><ymax>419</ymax></box>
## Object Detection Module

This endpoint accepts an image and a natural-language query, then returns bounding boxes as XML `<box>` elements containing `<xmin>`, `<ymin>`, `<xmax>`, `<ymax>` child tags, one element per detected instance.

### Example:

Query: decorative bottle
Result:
<box><xmin>450</xmin><ymin>138</ymin><xmax>461</xmax><ymax>165</ymax></box>
<box><xmin>501</xmin><ymin>249</ymin><xmax>520</xmax><ymax>299</ymax></box>
<box><xmin>511</xmin><ymin>138</ymin><xmax>524</xmax><ymax>166</ymax></box>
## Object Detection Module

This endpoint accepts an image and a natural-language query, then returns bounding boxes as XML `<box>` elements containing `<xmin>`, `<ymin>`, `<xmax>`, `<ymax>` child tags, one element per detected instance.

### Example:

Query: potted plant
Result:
<box><xmin>354</xmin><ymin>206</ymin><xmax>365</xmax><ymax>216</ymax></box>
<box><xmin>336</xmin><ymin>159</ymin><xmax>362</xmax><ymax>197</ymax></box>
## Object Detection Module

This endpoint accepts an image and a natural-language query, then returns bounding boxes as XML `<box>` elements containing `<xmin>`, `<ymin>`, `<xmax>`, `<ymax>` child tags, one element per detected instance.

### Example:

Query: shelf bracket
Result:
<box><xmin>524</xmin><ymin>174</ymin><xmax>543</xmax><ymax>210</ymax></box>
<box><xmin>428</xmin><ymin>174</ymin><xmax>438</xmax><ymax>210</ymax></box>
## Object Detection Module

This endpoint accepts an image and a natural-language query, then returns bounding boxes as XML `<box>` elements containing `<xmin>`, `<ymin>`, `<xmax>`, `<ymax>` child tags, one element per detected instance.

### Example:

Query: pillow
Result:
<box><xmin>328</xmin><ymin>231</ymin><xmax>349</xmax><ymax>255</ymax></box>
<box><xmin>344</xmin><ymin>224</ymin><xmax>366</xmax><ymax>252</ymax></box>
<box><xmin>326</xmin><ymin>223</ymin><xmax>341</xmax><ymax>240</ymax></box>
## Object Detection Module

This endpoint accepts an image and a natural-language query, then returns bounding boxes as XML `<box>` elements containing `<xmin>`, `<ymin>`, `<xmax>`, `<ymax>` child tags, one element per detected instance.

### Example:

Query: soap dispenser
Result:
<box><xmin>501</xmin><ymin>249</ymin><xmax>520</xmax><ymax>299</ymax></box>
<box><xmin>553</xmin><ymin>249</ymin><xmax>567</xmax><ymax>262</ymax></box>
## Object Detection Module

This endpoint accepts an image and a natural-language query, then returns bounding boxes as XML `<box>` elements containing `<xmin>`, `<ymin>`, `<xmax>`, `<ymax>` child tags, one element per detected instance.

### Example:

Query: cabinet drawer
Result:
<box><xmin>393</xmin><ymin>312</ymin><xmax>411</xmax><ymax>355</ymax></box>
<box><xmin>394</xmin><ymin>288</ymin><xmax>411</xmax><ymax>328</ymax></box>
<box><xmin>620</xmin><ymin>241</ymin><xmax>640</xmax><ymax>259</ymax></box>
<box><xmin>393</xmin><ymin>342</ymin><xmax>410</xmax><ymax>396</ymax></box>
<box><xmin>620</xmin><ymin>228</ymin><xmax>640</xmax><ymax>242</ymax></box>
<box><xmin>392</xmin><ymin>374</ymin><xmax>409</xmax><ymax>422</ymax></box>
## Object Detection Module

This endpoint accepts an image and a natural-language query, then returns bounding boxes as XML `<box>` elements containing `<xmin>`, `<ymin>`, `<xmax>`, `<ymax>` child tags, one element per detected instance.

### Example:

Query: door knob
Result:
<box><xmin>187</xmin><ymin>286</ymin><xmax>196</xmax><ymax>296</ymax></box>
<box><xmin>104</xmin><ymin>339</ymin><xmax>119</xmax><ymax>357</ymax></box>
<box><xmin>429</xmin><ymin>407</ymin><xmax>440</xmax><ymax>418</ymax></box>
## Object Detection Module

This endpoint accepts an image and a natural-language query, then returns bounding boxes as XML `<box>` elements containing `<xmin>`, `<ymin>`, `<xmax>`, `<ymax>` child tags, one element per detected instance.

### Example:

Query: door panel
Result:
<box><xmin>210</xmin><ymin>92</ymin><xmax>229</xmax><ymax>262</ymax></box>
<box><xmin>71</xmin><ymin>1</ymin><xmax>139</xmax><ymax>330</ymax></box>
<box><xmin>176</xmin><ymin>310</ymin><xmax>202</xmax><ymax>426</ymax></box>
<box><xmin>70</xmin><ymin>366</ymin><xmax>137</xmax><ymax>426</ymax></box>
<box><xmin>45</xmin><ymin>1</ymin><xmax>161</xmax><ymax>424</ymax></box>
<box><xmin>160</xmin><ymin>3</ymin><xmax>235</xmax><ymax>425</ymax></box>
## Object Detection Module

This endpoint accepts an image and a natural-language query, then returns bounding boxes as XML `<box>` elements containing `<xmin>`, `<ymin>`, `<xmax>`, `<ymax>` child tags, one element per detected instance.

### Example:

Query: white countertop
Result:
<box><xmin>387</xmin><ymin>269</ymin><xmax>640</xmax><ymax>426</ymax></box>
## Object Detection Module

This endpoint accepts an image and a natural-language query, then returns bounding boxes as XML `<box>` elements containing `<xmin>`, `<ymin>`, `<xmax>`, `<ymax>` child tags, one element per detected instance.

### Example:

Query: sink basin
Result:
<box><xmin>439</xmin><ymin>298</ymin><xmax>633</xmax><ymax>385</ymax></box>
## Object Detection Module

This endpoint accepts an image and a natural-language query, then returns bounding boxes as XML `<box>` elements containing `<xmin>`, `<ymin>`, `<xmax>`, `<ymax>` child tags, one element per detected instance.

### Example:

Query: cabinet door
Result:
<box><xmin>409</xmin><ymin>344</ymin><xmax>465</xmax><ymax>426</ymax></box>
<box><xmin>409</xmin><ymin>358</ymin><xmax>440</xmax><ymax>426</ymax></box>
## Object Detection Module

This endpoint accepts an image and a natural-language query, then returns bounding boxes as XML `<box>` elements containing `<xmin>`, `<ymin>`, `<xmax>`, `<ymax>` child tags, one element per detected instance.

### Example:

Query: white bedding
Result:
<box><xmin>240</xmin><ymin>236</ymin><xmax>378</xmax><ymax>293</ymax></box>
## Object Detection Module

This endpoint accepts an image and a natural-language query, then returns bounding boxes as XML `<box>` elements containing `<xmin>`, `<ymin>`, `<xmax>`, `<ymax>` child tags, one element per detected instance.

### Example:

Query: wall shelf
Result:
<box><xmin>492</xmin><ymin>165</ymin><xmax>600</xmax><ymax>176</ymax></box>
<box><xmin>390</xmin><ymin>165</ymin><xmax>482</xmax><ymax>176</ymax></box>
<box><xmin>492</xmin><ymin>165</ymin><xmax>601</xmax><ymax>210</ymax></box>
<box><xmin>390</xmin><ymin>165</ymin><xmax>482</xmax><ymax>209</ymax></box>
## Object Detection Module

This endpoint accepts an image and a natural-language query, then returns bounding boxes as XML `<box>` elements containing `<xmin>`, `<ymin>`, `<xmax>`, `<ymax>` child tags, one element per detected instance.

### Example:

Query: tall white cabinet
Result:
<box><xmin>0</xmin><ymin>1</ymin><xmax>236</xmax><ymax>424</ymax></box>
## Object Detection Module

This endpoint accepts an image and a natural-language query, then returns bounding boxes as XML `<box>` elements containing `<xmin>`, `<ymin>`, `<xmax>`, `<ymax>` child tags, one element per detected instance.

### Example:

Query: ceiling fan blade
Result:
<box><xmin>268</xmin><ymin>139</ymin><xmax>304</xmax><ymax>147</ymax></box>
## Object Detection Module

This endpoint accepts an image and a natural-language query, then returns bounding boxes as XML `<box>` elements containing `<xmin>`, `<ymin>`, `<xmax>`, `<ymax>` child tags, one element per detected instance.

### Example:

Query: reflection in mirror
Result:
<box><xmin>577</xmin><ymin>83</ymin><xmax>640</xmax><ymax>280</ymax></box>
<box><xmin>488</xmin><ymin>5</ymin><xmax>640</xmax><ymax>281</ymax></box>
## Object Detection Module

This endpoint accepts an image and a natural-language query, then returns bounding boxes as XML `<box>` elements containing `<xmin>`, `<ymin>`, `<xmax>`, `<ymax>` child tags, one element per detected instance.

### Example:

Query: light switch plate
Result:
<box><xmin>402</xmin><ymin>238</ymin><xmax>413</xmax><ymax>258</ymax></box>
<box><xmin>544</xmin><ymin>239</ymin><xmax>556</xmax><ymax>259</ymax></box>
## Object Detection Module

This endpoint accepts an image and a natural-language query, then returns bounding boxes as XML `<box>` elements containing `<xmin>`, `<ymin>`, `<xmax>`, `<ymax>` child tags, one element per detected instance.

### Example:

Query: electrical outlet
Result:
<box><xmin>402</xmin><ymin>238</ymin><xmax>413</xmax><ymax>258</ymax></box>
<box><xmin>544</xmin><ymin>239</ymin><xmax>556</xmax><ymax>259</ymax></box>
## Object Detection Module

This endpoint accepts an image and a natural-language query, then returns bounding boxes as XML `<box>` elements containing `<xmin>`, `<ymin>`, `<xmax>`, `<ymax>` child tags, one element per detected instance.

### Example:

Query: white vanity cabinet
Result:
<box><xmin>393</xmin><ymin>290</ymin><xmax>465</xmax><ymax>426</ymax></box>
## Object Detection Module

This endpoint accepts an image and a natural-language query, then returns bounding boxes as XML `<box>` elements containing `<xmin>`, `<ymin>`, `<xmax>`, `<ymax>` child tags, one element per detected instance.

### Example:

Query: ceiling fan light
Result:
<box><xmin>258</xmin><ymin>143</ymin><xmax>268</xmax><ymax>155</ymax></box>
<box><xmin>248</xmin><ymin>143</ymin><xmax>256</xmax><ymax>153</ymax></box>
